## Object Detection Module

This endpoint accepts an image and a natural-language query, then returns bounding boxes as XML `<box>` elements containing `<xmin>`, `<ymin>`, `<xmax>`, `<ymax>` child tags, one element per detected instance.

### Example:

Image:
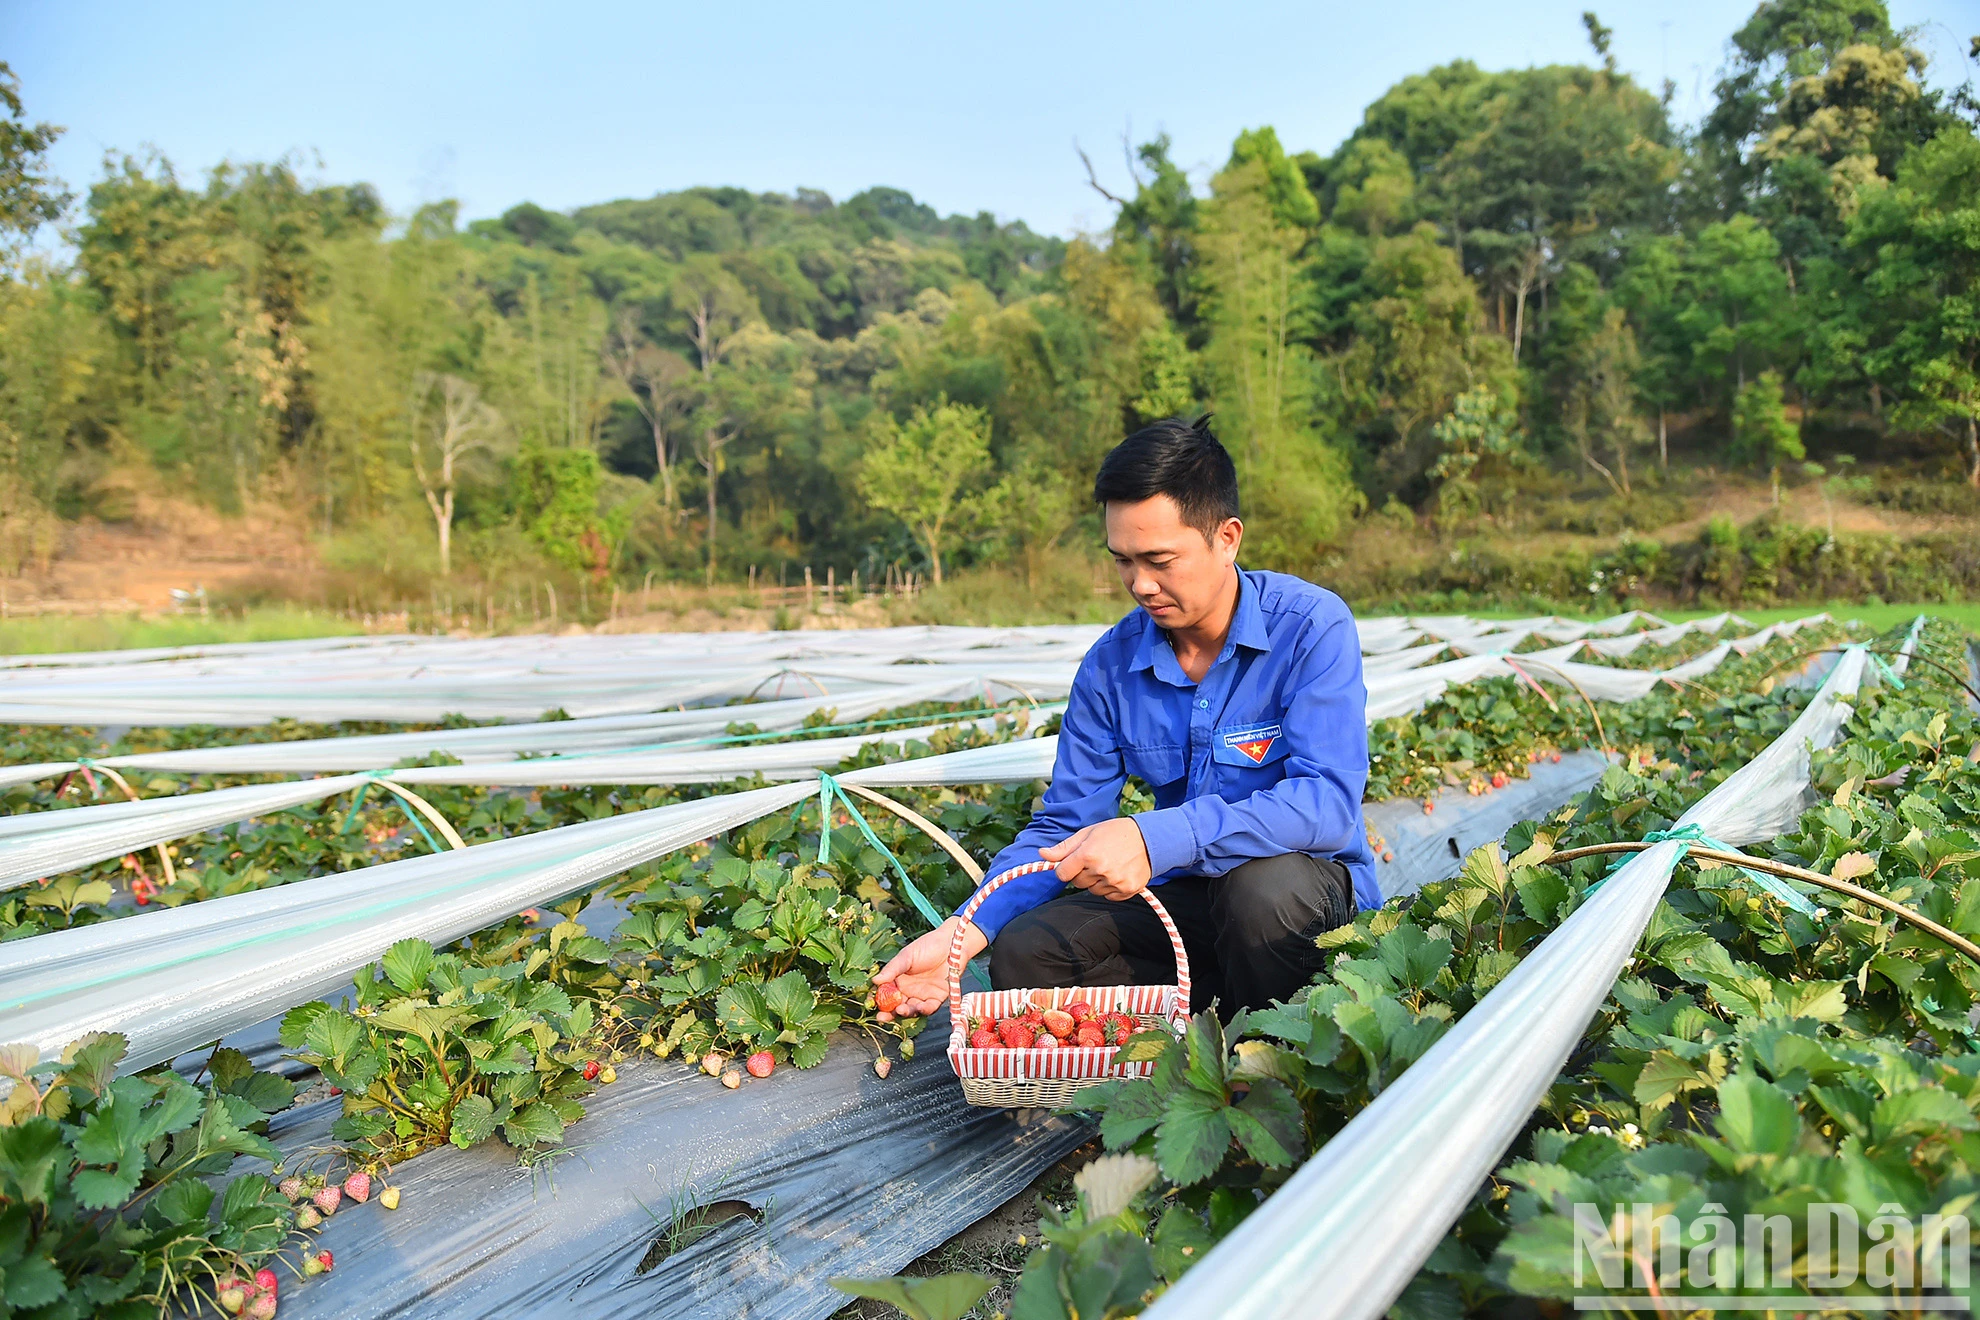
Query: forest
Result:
<box><xmin>0</xmin><ymin>0</ymin><xmax>1977</xmax><ymax>617</ymax></box>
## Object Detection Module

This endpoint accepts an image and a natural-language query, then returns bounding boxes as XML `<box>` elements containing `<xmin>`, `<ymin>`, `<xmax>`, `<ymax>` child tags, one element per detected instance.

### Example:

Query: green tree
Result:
<box><xmin>859</xmin><ymin>400</ymin><xmax>992</xmax><ymax>585</ymax></box>
<box><xmin>0</xmin><ymin>61</ymin><xmax>66</xmax><ymax>246</ymax></box>
<box><xmin>1436</xmin><ymin>64</ymin><xmax>1678</xmax><ymax>361</ymax></box>
<box><xmin>1675</xmin><ymin>216</ymin><xmax>1797</xmax><ymax>412</ymax></box>
<box><xmin>666</xmin><ymin>256</ymin><xmax>763</xmax><ymax>582</ymax></box>
<box><xmin>1703</xmin><ymin>0</ymin><xmax>1947</xmax><ymax>272</ymax></box>
<box><xmin>1102</xmin><ymin>135</ymin><xmax>1200</xmax><ymax>328</ymax></box>
<box><xmin>1730</xmin><ymin>369</ymin><xmax>1805</xmax><ymax>472</ymax></box>
<box><xmin>1198</xmin><ymin>139</ymin><xmax>1357</xmax><ymax>560</ymax></box>
<box><xmin>1843</xmin><ymin>128</ymin><xmax>1980</xmax><ymax>484</ymax></box>
<box><xmin>1561</xmin><ymin>306</ymin><xmax>1651</xmax><ymax>496</ymax></box>
<box><xmin>1330</xmin><ymin>224</ymin><xmax>1513</xmax><ymax>499</ymax></box>
<box><xmin>1428</xmin><ymin>383</ymin><xmax>1520</xmax><ymax>529</ymax></box>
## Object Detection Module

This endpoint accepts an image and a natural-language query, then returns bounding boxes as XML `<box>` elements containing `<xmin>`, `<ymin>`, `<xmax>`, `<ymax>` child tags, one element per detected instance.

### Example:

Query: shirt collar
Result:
<box><xmin>1227</xmin><ymin>570</ymin><xmax>1272</xmax><ymax>655</ymax></box>
<box><xmin>1126</xmin><ymin>569</ymin><xmax>1271</xmax><ymax>682</ymax></box>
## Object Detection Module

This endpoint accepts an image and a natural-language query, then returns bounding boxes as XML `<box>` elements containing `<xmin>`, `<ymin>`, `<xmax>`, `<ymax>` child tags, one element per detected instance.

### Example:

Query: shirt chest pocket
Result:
<box><xmin>1211</xmin><ymin>721</ymin><xmax>1289</xmax><ymax>769</ymax></box>
<box><xmin>1123</xmin><ymin>743</ymin><xmax>1186</xmax><ymax>791</ymax></box>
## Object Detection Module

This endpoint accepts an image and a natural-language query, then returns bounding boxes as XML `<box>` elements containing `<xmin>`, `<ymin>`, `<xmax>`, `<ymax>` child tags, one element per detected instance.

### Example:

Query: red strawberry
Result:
<box><xmin>969</xmin><ymin>1026</ymin><xmax>998</xmax><ymax>1049</ymax></box>
<box><xmin>1074</xmin><ymin>1022</ymin><xmax>1105</xmax><ymax>1048</ymax></box>
<box><xmin>746</xmin><ymin>1050</ymin><xmax>775</xmax><ymax>1078</ymax></box>
<box><xmin>1491</xmin><ymin>771</ymin><xmax>1509</xmax><ymax>789</ymax></box>
<box><xmin>998</xmin><ymin>1022</ymin><xmax>1035</xmax><ymax>1048</ymax></box>
<box><xmin>342</xmin><ymin>1170</ymin><xmax>371</xmax><ymax>1204</ymax></box>
<box><xmin>582</xmin><ymin>1060</ymin><xmax>601</xmax><ymax>1081</ymax></box>
<box><xmin>874</xmin><ymin>981</ymin><xmax>905</xmax><ymax>1014</ymax></box>
<box><xmin>1035</xmin><ymin>1033</ymin><xmax>1062</xmax><ymax>1050</ymax></box>
<box><xmin>254</xmin><ymin>1268</ymin><xmax>279</xmax><ymax>1295</ymax></box>
<box><xmin>1040</xmin><ymin>1008</ymin><xmax>1075</xmax><ymax>1040</ymax></box>
<box><xmin>312</xmin><ymin>1185</ymin><xmax>341</xmax><ymax>1216</ymax></box>
<box><xmin>1066</xmin><ymin>1000</ymin><xmax>1096</xmax><ymax>1023</ymax></box>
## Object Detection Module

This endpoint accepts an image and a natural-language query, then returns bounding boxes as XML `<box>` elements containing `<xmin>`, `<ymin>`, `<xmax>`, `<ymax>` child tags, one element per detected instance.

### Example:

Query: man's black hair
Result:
<box><xmin>1091</xmin><ymin>415</ymin><xmax>1240</xmax><ymax>539</ymax></box>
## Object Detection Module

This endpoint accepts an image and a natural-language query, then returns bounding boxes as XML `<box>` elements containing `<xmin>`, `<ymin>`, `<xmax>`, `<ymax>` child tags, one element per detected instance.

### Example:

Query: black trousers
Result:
<box><xmin>987</xmin><ymin>853</ymin><xmax>1356</xmax><ymax>1016</ymax></box>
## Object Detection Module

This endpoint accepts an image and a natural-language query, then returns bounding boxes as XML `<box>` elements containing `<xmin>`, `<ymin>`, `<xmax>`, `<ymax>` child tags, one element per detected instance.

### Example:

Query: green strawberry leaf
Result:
<box><xmin>502</xmin><ymin>1102</ymin><xmax>564</xmax><ymax>1148</ymax></box>
<box><xmin>449</xmin><ymin>1094</ymin><xmax>498</xmax><ymax>1149</ymax></box>
<box><xmin>1154</xmin><ymin>1087</ymin><xmax>1232</xmax><ymax>1186</ymax></box>
<box><xmin>381</xmin><ymin>939</ymin><xmax>437</xmax><ymax>995</ymax></box>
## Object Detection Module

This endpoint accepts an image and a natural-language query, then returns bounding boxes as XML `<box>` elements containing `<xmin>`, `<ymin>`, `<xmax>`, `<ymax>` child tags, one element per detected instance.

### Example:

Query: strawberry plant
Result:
<box><xmin>615</xmin><ymin>840</ymin><xmax>901</xmax><ymax>1070</ymax></box>
<box><xmin>0</xmin><ymin>1033</ymin><xmax>317</xmax><ymax>1318</ymax></box>
<box><xmin>997</xmin><ymin>617</ymin><xmax>1976</xmax><ymax>1316</ymax></box>
<box><xmin>280</xmin><ymin>934</ymin><xmax>608</xmax><ymax>1160</ymax></box>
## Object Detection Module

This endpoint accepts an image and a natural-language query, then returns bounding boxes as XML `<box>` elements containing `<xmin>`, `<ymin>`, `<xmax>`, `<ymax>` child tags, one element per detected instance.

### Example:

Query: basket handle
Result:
<box><xmin>946</xmin><ymin>858</ymin><xmax>1192</xmax><ymax>1025</ymax></box>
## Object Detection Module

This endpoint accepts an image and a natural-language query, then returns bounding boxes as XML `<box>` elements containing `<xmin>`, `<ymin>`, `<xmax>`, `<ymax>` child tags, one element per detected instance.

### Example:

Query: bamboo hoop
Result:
<box><xmin>837</xmin><ymin>782</ymin><xmax>983</xmax><ymax>882</ymax></box>
<box><xmin>1547</xmin><ymin>840</ymin><xmax>1980</xmax><ymax>967</ymax></box>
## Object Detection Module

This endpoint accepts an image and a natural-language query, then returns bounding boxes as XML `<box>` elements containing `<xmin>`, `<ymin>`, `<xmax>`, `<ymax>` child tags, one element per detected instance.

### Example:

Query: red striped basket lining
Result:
<box><xmin>944</xmin><ymin>861</ymin><xmax>1190</xmax><ymax>1103</ymax></box>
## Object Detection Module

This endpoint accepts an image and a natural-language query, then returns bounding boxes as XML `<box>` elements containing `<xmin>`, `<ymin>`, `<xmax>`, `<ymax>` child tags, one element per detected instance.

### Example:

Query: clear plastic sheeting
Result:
<box><xmin>0</xmin><ymin>735</ymin><xmax>1070</xmax><ymax>1075</ymax></box>
<box><xmin>270</xmin><ymin>1029</ymin><xmax>1090</xmax><ymax>1320</ymax></box>
<box><xmin>0</xmin><ymin>781</ymin><xmax>818</xmax><ymax>1073</ymax></box>
<box><xmin>0</xmin><ymin>717</ymin><xmax>1060</xmax><ymax>893</ymax></box>
<box><xmin>0</xmin><ymin>616</ymin><xmax>1830</xmax><ymax>899</ymax></box>
<box><xmin>0</xmin><ymin>773</ymin><xmax>374</xmax><ymax>893</ymax></box>
<box><xmin>0</xmin><ymin>625</ymin><xmax>1106</xmax><ymax>726</ymax></box>
<box><xmin>1145</xmin><ymin>646</ymin><xmax>1873</xmax><ymax>1320</ymax></box>
<box><xmin>385</xmin><ymin>711</ymin><xmax>1062</xmax><ymax>788</ymax></box>
<box><xmin>79</xmin><ymin>678</ymin><xmax>1019</xmax><ymax>775</ymax></box>
<box><xmin>1582</xmin><ymin>611</ymin><xmax>1750</xmax><ymax>658</ymax></box>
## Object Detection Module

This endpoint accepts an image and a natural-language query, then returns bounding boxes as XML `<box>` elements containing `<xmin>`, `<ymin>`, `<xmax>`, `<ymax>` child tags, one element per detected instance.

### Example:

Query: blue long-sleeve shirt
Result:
<box><xmin>969</xmin><ymin>568</ymin><xmax>1375</xmax><ymax>942</ymax></box>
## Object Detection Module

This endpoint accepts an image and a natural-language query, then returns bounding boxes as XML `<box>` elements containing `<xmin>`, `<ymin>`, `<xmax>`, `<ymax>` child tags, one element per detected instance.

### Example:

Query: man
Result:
<box><xmin>873</xmin><ymin>416</ymin><xmax>1373</xmax><ymax>1018</ymax></box>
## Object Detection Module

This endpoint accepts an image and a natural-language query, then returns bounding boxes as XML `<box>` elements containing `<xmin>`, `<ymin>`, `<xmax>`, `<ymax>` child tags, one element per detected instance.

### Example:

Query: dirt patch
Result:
<box><xmin>1</xmin><ymin>492</ymin><xmax>319</xmax><ymax>612</ymax></box>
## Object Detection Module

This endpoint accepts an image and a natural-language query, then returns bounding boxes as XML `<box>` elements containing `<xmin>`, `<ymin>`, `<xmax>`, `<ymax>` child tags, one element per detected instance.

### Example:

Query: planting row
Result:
<box><xmin>974</xmin><ymin>617</ymin><xmax>1979</xmax><ymax>1318</ymax></box>
<box><xmin>0</xmin><ymin>617</ymin><xmax>1871</xmax><ymax>1315</ymax></box>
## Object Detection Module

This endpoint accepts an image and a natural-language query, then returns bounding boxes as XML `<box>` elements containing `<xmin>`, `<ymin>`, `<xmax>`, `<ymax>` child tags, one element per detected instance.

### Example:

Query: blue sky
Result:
<box><xmin>5</xmin><ymin>1</ymin><xmax>1975</xmax><ymax>238</ymax></box>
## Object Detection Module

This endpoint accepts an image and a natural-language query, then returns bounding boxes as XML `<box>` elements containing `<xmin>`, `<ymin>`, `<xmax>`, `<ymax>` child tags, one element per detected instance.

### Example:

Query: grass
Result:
<box><xmin>0</xmin><ymin>607</ymin><xmax>363</xmax><ymax>657</ymax></box>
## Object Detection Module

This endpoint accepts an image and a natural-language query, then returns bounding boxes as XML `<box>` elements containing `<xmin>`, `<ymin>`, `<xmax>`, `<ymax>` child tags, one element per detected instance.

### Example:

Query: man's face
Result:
<box><xmin>1104</xmin><ymin>495</ymin><xmax>1243</xmax><ymax>632</ymax></box>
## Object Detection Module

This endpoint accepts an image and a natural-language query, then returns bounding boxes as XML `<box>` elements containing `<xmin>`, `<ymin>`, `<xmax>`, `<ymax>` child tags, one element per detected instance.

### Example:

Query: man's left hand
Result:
<box><xmin>1040</xmin><ymin>817</ymin><xmax>1153</xmax><ymax>901</ymax></box>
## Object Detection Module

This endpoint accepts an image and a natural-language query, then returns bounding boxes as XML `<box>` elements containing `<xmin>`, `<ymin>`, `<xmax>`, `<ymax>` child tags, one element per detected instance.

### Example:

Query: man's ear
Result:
<box><xmin>1218</xmin><ymin>517</ymin><xmax>1244</xmax><ymax>561</ymax></box>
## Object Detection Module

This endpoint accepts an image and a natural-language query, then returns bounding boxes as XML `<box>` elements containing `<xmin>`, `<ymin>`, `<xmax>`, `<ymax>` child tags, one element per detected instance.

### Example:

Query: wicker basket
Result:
<box><xmin>946</xmin><ymin>860</ymin><xmax>1191</xmax><ymax>1108</ymax></box>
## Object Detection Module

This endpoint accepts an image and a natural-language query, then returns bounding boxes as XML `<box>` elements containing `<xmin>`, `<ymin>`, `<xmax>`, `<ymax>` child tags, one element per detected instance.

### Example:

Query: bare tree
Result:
<box><xmin>408</xmin><ymin>372</ymin><xmax>500</xmax><ymax>576</ymax></box>
<box><xmin>602</xmin><ymin>307</ymin><xmax>691</xmax><ymax>509</ymax></box>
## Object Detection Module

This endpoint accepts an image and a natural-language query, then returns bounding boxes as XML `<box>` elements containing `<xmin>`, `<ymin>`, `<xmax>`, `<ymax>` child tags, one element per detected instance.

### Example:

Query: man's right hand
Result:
<box><xmin>872</xmin><ymin>916</ymin><xmax>986</xmax><ymax>1021</ymax></box>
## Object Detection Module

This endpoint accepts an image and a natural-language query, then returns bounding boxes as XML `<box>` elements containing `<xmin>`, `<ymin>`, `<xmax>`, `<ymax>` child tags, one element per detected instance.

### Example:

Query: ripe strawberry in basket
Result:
<box><xmin>1073</xmin><ymin>1021</ymin><xmax>1106</xmax><ymax>1048</ymax></box>
<box><xmin>998</xmin><ymin>1020</ymin><xmax>1037</xmax><ymax>1049</ymax></box>
<box><xmin>1035</xmin><ymin>1033</ymin><xmax>1062</xmax><ymax>1051</ymax></box>
<box><xmin>1040</xmin><ymin>1008</ymin><xmax>1076</xmax><ymax>1040</ymax></box>
<box><xmin>969</xmin><ymin>1025</ymin><xmax>999</xmax><ymax>1049</ymax></box>
<box><xmin>1065</xmin><ymin>1000</ymin><xmax>1097</xmax><ymax>1025</ymax></box>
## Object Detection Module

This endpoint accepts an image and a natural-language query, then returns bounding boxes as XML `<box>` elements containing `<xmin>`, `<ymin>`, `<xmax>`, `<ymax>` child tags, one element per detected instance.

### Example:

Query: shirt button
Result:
<box><xmin>1197</xmin><ymin>699</ymin><xmax>1208</xmax><ymax>709</ymax></box>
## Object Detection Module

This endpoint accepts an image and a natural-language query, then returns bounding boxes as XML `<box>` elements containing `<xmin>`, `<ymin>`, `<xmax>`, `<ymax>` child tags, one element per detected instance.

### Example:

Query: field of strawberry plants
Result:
<box><xmin>0</xmin><ymin>613</ymin><xmax>1903</xmax><ymax>1317</ymax></box>
<box><xmin>978</xmin><ymin>616</ymin><xmax>1980</xmax><ymax>1320</ymax></box>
